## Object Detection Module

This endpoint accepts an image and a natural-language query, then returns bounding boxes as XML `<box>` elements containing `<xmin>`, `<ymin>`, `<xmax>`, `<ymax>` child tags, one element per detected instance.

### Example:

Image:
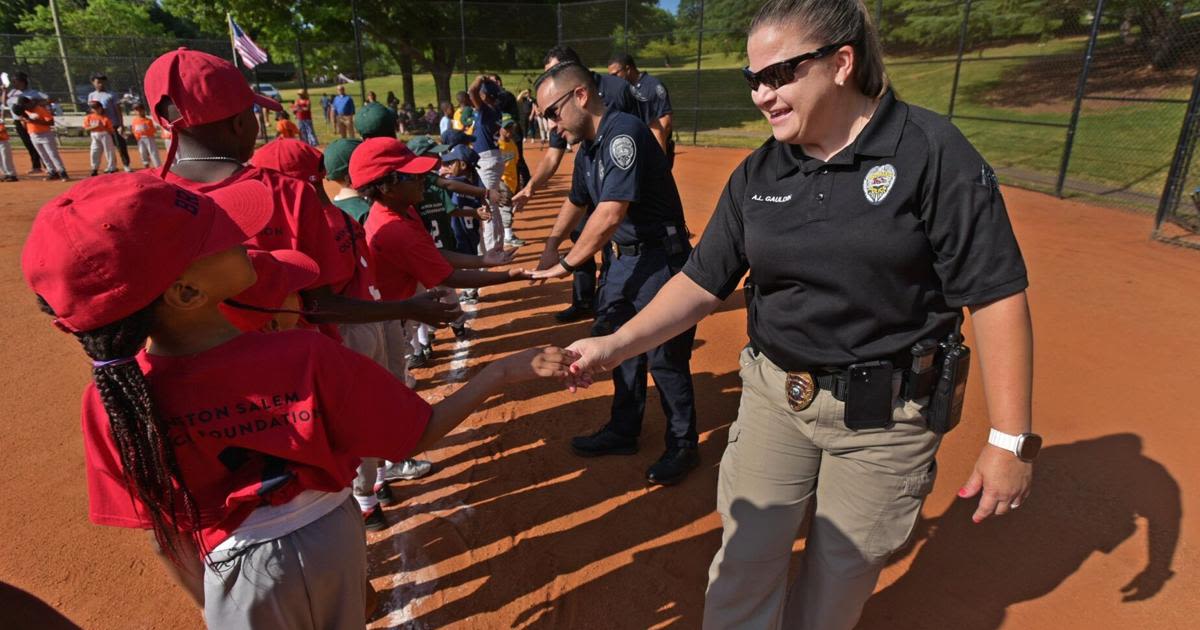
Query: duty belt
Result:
<box><xmin>747</xmin><ymin>345</ymin><xmax>928</xmax><ymax>411</ymax></box>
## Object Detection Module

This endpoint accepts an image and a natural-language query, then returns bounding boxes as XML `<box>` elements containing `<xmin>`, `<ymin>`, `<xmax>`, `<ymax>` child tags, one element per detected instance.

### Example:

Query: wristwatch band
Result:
<box><xmin>559</xmin><ymin>255</ymin><xmax>579</xmax><ymax>273</ymax></box>
<box><xmin>987</xmin><ymin>428</ymin><xmax>1021</xmax><ymax>456</ymax></box>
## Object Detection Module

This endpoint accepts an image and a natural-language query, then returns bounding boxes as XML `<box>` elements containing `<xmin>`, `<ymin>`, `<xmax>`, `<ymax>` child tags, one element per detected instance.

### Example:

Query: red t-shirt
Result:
<box><xmin>328</xmin><ymin>205</ymin><xmax>380</xmax><ymax>302</ymax></box>
<box><xmin>166</xmin><ymin>166</ymin><xmax>354</xmax><ymax>292</ymax></box>
<box><xmin>364</xmin><ymin>203</ymin><xmax>454</xmax><ymax>301</ymax></box>
<box><xmin>81</xmin><ymin>330</ymin><xmax>431</xmax><ymax>551</ymax></box>
<box><xmin>292</xmin><ymin>99</ymin><xmax>313</xmax><ymax>121</ymax></box>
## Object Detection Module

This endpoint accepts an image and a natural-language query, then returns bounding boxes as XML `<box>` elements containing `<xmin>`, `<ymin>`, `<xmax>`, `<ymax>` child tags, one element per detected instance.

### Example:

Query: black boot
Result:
<box><xmin>555</xmin><ymin>303</ymin><xmax>594</xmax><ymax>323</ymax></box>
<box><xmin>570</xmin><ymin>428</ymin><xmax>638</xmax><ymax>457</ymax></box>
<box><xmin>646</xmin><ymin>447</ymin><xmax>699</xmax><ymax>486</ymax></box>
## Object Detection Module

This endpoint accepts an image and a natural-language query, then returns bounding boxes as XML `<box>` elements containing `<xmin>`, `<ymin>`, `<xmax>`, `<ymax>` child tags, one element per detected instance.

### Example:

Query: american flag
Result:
<box><xmin>230</xmin><ymin>17</ymin><xmax>268</xmax><ymax>69</ymax></box>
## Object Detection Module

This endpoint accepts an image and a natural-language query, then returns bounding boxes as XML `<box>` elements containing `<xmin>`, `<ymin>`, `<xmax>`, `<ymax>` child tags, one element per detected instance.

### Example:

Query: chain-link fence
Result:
<box><xmin>4</xmin><ymin>0</ymin><xmax>1199</xmax><ymax>237</ymax></box>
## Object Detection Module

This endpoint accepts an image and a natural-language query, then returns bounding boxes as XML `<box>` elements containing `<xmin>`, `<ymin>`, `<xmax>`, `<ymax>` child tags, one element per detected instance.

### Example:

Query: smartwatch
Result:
<box><xmin>988</xmin><ymin>428</ymin><xmax>1043</xmax><ymax>462</ymax></box>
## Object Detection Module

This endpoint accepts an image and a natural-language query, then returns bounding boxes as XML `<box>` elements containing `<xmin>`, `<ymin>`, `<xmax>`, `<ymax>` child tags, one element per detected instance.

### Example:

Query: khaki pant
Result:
<box><xmin>335</xmin><ymin>114</ymin><xmax>355</xmax><ymax>138</ymax></box>
<box><xmin>704</xmin><ymin>347</ymin><xmax>941</xmax><ymax>630</ymax></box>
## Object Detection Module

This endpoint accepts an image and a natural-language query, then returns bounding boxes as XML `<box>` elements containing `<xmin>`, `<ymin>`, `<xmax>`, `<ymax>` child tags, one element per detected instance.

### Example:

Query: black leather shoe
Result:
<box><xmin>571</xmin><ymin>428</ymin><xmax>638</xmax><ymax>457</ymax></box>
<box><xmin>555</xmin><ymin>303</ymin><xmax>594</xmax><ymax>323</ymax></box>
<box><xmin>646</xmin><ymin>447</ymin><xmax>699</xmax><ymax>486</ymax></box>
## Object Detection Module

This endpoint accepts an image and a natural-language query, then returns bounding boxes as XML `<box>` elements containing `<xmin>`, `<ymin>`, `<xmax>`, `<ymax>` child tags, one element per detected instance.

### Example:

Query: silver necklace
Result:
<box><xmin>175</xmin><ymin>156</ymin><xmax>243</xmax><ymax>164</ymax></box>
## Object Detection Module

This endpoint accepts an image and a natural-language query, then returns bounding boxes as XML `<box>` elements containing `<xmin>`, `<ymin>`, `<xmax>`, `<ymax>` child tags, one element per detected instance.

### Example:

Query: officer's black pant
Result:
<box><xmin>569</xmin><ymin>216</ymin><xmax>610</xmax><ymax>309</ymax></box>
<box><xmin>15</xmin><ymin>122</ymin><xmax>41</xmax><ymax>170</ymax></box>
<box><xmin>110</xmin><ymin>129</ymin><xmax>131</xmax><ymax>168</ymax></box>
<box><xmin>599</xmin><ymin>245</ymin><xmax>698</xmax><ymax>450</ymax></box>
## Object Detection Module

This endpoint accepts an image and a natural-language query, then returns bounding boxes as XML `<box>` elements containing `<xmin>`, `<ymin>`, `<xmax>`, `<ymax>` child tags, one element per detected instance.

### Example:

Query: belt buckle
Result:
<box><xmin>786</xmin><ymin>371</ymin><xmax>815</xmax><ymax>411</ymax></box>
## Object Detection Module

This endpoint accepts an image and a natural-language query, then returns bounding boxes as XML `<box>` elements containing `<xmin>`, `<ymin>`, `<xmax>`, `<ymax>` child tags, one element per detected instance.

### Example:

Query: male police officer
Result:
<box><xmin>607</xmin><ymin>53</ymin><xmax>674</xmax><ymax>164</ymax></box>
<box><xmin>516</xmin><ymin>46</ymin><xmax>657</xmax><ymax>327</ymax></box>
<box><xmin>531</xmin><ymin>61</ymin><xmax>698</xmax><ymax>485</ymax></box>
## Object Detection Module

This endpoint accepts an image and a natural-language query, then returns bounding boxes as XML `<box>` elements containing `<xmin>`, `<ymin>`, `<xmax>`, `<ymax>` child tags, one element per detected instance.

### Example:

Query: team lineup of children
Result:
<box><xmin>19</xmin><ymin>47</ymin><xmax>604</xmax><ymax>628</ymax></box>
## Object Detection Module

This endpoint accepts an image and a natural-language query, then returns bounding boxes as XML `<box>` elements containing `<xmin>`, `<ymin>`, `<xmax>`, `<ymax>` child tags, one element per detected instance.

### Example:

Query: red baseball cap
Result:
<box><xmin>219</xmin><ymin>249</ymin><xmax>320</xmax><ymax>332</ymax></box>
<box><xmin>251</xmin><ymin>138</ymin><xmax>324</xmax><ymax>185</ymax></box>
<box><xmin>21</xmin><ymin>172</ymin><xmax>273</xmax><ymax>333</ymax></box>
<box><xmin>143</xmin><ymin>48</ymin><xmax>281</xmax><ymax>131</ymax></box>
<box><xmin>348</xmin><ymin>137</ymin><xmax>440</xmax><ymax>188</ymax></box>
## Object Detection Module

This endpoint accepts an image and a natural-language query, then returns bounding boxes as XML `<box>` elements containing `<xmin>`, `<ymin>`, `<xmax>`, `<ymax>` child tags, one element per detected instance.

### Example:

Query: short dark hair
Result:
<box><xmin>542</xmin><ymin>45</ymin><xmax>582</xmax><ymax>67</ymax></box>
<box><xmin>13</xmin><ymin>71</ymin><xmax>29</xmax><ymax>83</ymax></box>
<box><xmin>534</xmin><ymin>61</ymin><xmax>596</xmax><ymax>96</ymax></box>
<box><xmin>90</xmin><ymin>72</ymin><xmax>107</xmax><ymax>81</ymax></box>
<box><xmin>608</xmin><ymin>53</ymin><xmax>636</xmax><ymax>69</ymax></box>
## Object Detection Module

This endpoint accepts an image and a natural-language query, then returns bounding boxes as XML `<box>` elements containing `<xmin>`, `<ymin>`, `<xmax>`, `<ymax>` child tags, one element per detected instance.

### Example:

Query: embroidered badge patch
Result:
<box><xmin>863</xmin><ymin>164</ymin><xmax>897</xmax><ymax>205</ymax></box>
<box><xmin>610</xmin><ymin>135</ymin><xmax>637</xmax><ymax>170</ymax></box>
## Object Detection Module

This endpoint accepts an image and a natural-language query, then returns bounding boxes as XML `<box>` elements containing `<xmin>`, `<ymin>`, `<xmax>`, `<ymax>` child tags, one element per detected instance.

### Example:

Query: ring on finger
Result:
<box><xmin>1009</xmin><ymin>502</ymin><xmax>1021</xmax><ymax>510</ymax></box>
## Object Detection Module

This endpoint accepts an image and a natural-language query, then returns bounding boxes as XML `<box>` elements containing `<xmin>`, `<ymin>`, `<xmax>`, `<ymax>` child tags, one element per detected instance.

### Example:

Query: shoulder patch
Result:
<box><xmin>979</xmin><ymin>163</ymin><xmax>999</xmax><ymax>191</ymax></box>
<box><xmin>610</xmin><ymin>134</ymin><xmax>637</xmax><ymax>170</ymax></box>
<box><xmin>655</xmin><ymin>83</ymin><xmax>666</xmax><ymax>99</ymax></box>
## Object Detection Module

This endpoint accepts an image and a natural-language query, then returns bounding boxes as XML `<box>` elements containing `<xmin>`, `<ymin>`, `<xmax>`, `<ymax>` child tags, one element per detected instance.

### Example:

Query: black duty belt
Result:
<box><xmin>614</xmin><ymin>240</ymin><xmax>664</xmax><ymax>257</ymax></box>
<box><xmin>748</xmin><ymin>344</ymin><xmax>926</xmax><ymax>406</ymax></box>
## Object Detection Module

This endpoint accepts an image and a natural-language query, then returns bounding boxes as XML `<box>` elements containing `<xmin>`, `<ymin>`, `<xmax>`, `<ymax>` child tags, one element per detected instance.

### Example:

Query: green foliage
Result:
<box><xmin>14</xmin><ymin>0</ymin><xmax>171</xmax><ymax>60</ymax></box>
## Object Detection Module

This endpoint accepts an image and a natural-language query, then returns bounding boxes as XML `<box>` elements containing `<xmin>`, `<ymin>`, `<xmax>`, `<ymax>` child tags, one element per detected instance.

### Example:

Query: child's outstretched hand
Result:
<box><xmin>500</xmin><ymin>346</ymin><xmax>581</xmax><ymax>382</ymax></box>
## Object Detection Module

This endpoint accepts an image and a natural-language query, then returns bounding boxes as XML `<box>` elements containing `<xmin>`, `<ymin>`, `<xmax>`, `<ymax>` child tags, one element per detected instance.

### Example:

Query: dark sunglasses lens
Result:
<box><xmin>742</xmin><ymin>67</ymin><xmax>760</xmax><ymax>90</ymax></box>
<box><xmin>544</xmin><ymin>106</ymin><xmax>558</xmax><ymax>121</ymax></box>
<box><xmin>760</xmin><ymin>63</ymin><xmax>793</xmax><ymax>90</ymax></box>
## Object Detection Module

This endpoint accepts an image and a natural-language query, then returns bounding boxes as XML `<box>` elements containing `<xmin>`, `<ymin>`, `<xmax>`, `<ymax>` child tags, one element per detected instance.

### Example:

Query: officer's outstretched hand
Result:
<box><xmin>511</xmin><ymin>186</ymin><xmax>532</xmax><ymax>212</ymax></box>
<box><xmin>562</xmin><ymin>337</ymin><xmax>622</xmax><ymax>393</ymax></box>
<box><xmin>530</xmin><ymin>247</ymin><xmax>564</xmax><ymax>286</ymax></box>
<box><xmin>958</xmin><ymin>445</ymin><xmax>1033</xmax><ymax>524</ymax></box>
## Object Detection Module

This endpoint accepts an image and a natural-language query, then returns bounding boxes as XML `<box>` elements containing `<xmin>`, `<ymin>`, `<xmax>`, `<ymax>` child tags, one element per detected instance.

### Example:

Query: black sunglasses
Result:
<box><xmin>742</xmin><ymin>41</ymin><xmax>855</xmax><ymax>91</ymax></box>
<box><xmin>541</xmin><ymin>88</ymin><xmax>577</xmax><ymax>122</ymax></box>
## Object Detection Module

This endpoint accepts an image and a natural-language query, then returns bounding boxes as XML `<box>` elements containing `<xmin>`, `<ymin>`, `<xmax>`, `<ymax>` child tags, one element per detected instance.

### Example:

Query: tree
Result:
<box><xmin>15</xmin><ymin>0</ymin><xmax>172</xmax><ymax>61</ymax></box>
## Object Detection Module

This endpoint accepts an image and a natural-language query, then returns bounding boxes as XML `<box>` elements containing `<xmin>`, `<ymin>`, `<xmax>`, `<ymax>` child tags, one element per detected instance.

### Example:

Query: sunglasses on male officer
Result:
<box><xmin>741</xmin><ymin>41</ymin><xmax>856</xmax><ymax>91</ymax></box>
<box><xmin>540</xmin><ymin>88</ymin><xmax>578</xmax><ymax>122</ymax></box>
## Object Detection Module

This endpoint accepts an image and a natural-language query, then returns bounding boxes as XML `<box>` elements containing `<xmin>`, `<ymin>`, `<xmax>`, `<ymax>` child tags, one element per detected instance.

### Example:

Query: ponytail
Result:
<box><xmin>38</xmin><ymin>296</ymin><xmax>203</xmax><ymax>564</ymax></box>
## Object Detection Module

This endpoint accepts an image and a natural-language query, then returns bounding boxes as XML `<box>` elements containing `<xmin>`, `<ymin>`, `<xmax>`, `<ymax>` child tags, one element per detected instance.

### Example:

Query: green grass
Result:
<box><xmin>278</xmin><ymin>33</ymin><xmax>1190</xmax><ymax>213</ymax></box>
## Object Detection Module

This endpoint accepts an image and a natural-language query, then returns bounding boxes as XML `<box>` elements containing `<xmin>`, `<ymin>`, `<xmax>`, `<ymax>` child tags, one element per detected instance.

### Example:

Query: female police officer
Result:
<box><xmin>563</xmin><ymin>0</ymin><xmax>1039</xmax><ymax>628</ymax></box>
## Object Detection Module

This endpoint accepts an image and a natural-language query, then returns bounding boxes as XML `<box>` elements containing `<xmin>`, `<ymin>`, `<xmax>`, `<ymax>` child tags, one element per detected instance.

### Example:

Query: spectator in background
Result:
<box><xmin>333</xmin><ymin>84</ymin><xmax>356</xmax><ymax>138</ymax></box>
<box><xmin>275</xmin><ymin>110</ymin><xmax>300</xmax><ymax>140</ymax></box>
<box><xmin>320</xmin><ymin>92</ymin><xmax>332</xmax><ymax>124</ymax></box>
<box><xmin>367</xmin><ymin>90</ymin><xmax>378</xmax><ymax>104</ymax></box>
<box><xmin>453</xmin><ymin>91</ymin><xmax>474</xmax><ymax>134</ymax></box>
<box><xmin>439</xmin><ymin>101</ymin><xmax>455</xmax><ymax>136</ymax></box>
<box><xmin>4</xmin><ymin>72</ymin><xmax>46</xmax><ymax>174</ymax></box>
<box><xmin>386</xmin><ymin>91</ymin><xmax>400</xmax><ymax>111</ymax></box>
<box><xmin>292</xmin><ymin>88</ymin><xmax>319</xmax><ymax>146</ymax></box>
<box><xmin>87</xmin><ymin>72</ymin><xmax>133</xmax><ymax>172</ymax></box>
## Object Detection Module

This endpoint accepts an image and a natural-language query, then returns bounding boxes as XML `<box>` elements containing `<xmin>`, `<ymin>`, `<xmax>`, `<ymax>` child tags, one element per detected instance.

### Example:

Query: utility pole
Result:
<box><xmin>48</xmin><ymin>0</ymin><xmax>76</xmax><ymax>109</ymax></box>
<box><xmin>350</xmin><ymin>0</ymin><xmax>367</xmax><ymax>102</ymax></box>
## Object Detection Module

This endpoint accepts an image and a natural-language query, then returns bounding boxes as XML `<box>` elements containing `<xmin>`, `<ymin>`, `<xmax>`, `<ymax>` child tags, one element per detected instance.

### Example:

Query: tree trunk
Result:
<box><xmin>401</xmin><ymin>52</ymin><xmax>415</xmax><ymax>107</ymax></box>
<box><xmin>430</xmin><ymin>44</ymin><xmax>457</xmax><ymax>106</ymax></box>
<box><xmin>1139</xmin><ymin>4</ymin><xmax>1186</xmax><ymax>70</ymax></box>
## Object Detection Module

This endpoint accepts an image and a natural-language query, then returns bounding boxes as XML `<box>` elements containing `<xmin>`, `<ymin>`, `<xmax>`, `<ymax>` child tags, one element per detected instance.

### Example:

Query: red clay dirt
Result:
<box><xmin>1</xmin><ymin>145</ymin><xmax>1197</xmax><ymax>629</ymax></box>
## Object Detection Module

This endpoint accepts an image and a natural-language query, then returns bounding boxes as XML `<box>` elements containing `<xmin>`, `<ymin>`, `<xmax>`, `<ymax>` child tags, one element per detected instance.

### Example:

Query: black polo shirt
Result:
<box><xmin>549</xmin><ymin>71</ymin><xmax>640</xmax><ymax>150</ymax></box>
<box><xmin>683</xmin><ymin>90</ymin><xmax>1028</xmax><ymax>370</ymax></box>
<box><xmin>568</xmin><ymin>109</ymin><xmax>685</xmax><ymax>246</ymax></box>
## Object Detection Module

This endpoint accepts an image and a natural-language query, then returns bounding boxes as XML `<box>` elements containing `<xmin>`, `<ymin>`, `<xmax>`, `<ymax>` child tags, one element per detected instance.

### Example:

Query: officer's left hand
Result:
<box><xmin>530</xmin><ymin>264</ymin><xmax>570</xmax><ymax>281</ymax></box>
<box><xmin>958</xmin><ymin>444</ymin><xmax>1033</xmax><ymax>523</ymax></box>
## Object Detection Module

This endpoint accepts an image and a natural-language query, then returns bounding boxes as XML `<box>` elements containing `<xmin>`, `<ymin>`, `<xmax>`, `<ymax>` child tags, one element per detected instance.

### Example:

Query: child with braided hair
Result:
<box><xmin>22</xmin><ymin>172</ymin><xmax>576</xmax><ymax>628</ymax></box>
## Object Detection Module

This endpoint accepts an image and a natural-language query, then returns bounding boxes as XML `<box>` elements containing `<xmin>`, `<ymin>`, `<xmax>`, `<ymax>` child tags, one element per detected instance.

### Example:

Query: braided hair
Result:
<box><xmin>38</xmin><ymin>296</ymin><xmax>203</xmax><ymax>564</ymax></box>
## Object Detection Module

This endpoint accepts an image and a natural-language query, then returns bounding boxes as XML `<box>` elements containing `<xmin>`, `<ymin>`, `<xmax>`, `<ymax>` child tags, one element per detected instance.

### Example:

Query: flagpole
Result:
<box><xmin>226</xmin><ymin>12</ymin><xmax>240</xmax><ymax>69</ymax></box>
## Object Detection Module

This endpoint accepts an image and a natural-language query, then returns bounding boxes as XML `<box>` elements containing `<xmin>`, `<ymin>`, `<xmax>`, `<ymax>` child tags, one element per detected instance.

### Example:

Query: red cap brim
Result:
<box><xmin>198</xmin><ymin>179</ymin><xmax>273</xmax><ymax>258</ymax></box>
<box><xmin>398</xmin><ymin>154</ymin><xmax>440</xmax><ymax>175</ymax></box>
<box><xmin>270</xmin><ymin>249</ymin><xmax>321</xmax><ymax>293</ymax></box>
<box><xmin>254</xmin><ymin>94</ymin><xmax>283</xmax><ymax>112</ymax></box>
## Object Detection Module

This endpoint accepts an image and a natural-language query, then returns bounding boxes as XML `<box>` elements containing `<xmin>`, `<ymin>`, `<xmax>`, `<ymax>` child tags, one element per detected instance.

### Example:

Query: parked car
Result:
<box><xmin>253</xmin><ymin>82</ymin><xmax>281</xmax><ymax>101</ymax></box>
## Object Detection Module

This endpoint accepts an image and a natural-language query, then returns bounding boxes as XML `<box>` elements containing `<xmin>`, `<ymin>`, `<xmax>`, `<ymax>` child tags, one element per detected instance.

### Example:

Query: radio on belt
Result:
<box><xmin>927</xmin><ymin>328</ymin><xmax>970</xmax><ymax>434</ymax></box>
<box><xmin>900</xmin><ymin>338</ymin><xmax>939</xmax><ymax>401</ymax></box>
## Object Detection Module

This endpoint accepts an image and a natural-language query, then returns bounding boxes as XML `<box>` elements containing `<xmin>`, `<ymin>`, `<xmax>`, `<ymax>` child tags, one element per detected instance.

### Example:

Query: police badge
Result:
<box><xmin>610</xmin><ymin>134</ymin><xmax>637</xmax><ymax>170</ymax></box>
<box><xmin>863</xmin><ymin>164</ymin><xmax>897</xmax><ymax>205</ymax></box>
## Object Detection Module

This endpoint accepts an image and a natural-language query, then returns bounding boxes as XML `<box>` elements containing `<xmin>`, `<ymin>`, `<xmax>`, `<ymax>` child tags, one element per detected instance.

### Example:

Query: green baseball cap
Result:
<box><xmin>323</xmin><ymin>138</ymin><xmax>362</xmax><ymax>182</ymax></box>
<box><xmin>407</xmin><ymin>135</ymin><xmax>448</xmax><ymax>156</ymax></box>
<box><xmin>501</xmin><ymin>113</ymin><xmax>516</xmax><ymax>128</ymax></box>
<box><xmin>354</xmin><ymin>102</ymin><xmax>398</xmax><ymax>138</ymax></box>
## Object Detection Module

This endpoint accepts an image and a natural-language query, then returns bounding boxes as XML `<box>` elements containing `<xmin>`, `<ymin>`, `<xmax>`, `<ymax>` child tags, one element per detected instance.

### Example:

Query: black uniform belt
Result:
<box><xmin>748</xmin><ymin>344</ymin><xmax>923</xmax><ymax>402</ymax></box>
<box><xmin>614</xmin><ymin>240</ymin><xmax>664</xmax><ymax>257</ymax></box>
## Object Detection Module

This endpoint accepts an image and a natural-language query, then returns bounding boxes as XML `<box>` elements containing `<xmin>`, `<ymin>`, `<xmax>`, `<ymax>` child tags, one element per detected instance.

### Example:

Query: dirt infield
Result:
<box><xmin>1</xmin><ymin>145</ymin><xmax>1197</xmax><ymax>629</ymax></box>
